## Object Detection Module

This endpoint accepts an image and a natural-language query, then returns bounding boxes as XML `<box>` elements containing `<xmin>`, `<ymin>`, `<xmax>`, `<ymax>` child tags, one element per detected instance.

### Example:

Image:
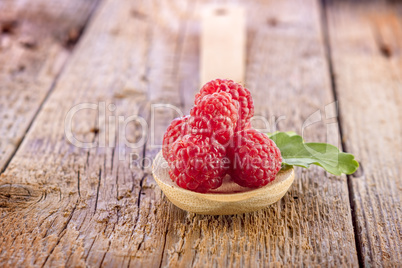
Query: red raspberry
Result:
<box><xmin>162</xmin><ymin>116</ymin><xmax>189</xmax><ymax>160</ymax></box>
<box><xmin>167</xmin><ymin>135</ymin><xmax>229</xmax><ymax>193</ymax></box>
<box><xmin>228</xmin><ymin>129</ymin><xmax>282</xmax><ymax>188</ymax></box>
<box><xmin>189</xmin><ymin>92</ymin><xmax>238</xmax><ymax>145</ymax></box>
<box><xmin>195</xmin><ymin>79</ymin><xmax>254</xmax><ymax>131</ymax></box>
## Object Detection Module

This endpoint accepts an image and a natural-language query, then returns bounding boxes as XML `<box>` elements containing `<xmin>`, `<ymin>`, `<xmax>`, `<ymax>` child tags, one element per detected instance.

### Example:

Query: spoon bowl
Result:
<box><xmin>152</xmin><ymin>151</ymin><xmax>295</xmax><ymax>215</ymax></box>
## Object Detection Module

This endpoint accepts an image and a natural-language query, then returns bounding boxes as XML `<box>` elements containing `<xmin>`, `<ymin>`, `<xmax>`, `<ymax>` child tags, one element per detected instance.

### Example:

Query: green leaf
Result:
<box><xmin>268</xmin><ymin>132</ymin><xmax>359</xmax><ymax>176</ymax></box>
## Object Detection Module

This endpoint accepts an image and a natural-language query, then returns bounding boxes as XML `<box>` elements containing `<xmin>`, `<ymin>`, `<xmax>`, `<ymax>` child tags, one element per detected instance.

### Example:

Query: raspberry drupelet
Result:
<box><xmin>228</xmin><ymin>129</ymin><xmax>282</xmax><ymax>188</ymax></box>
<box><xmin>162</xmin><ymin>116</ymin><xmax>190</xmax><ymax>160</ymax></box>
<box><xmin>167</xmin><ymin>135</ymin><xmax>229</xmax><ymax>193</ymax></box>
<box><xmin>189</xmin><ymin>91</ymin><xmax>238</xmax><ymax>146</ymax></box>
<box><xmin>195</xmin><ymin>79</ymin><xmax>254</xmax><ymax>131</ymax></box>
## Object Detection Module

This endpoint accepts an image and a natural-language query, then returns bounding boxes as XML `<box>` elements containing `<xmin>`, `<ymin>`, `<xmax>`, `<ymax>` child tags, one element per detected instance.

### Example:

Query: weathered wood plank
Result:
<box><xmin>325</xmin><ymin>0</ymin><xmax>402</xmax><ymax>266</ymax></box>
<box><xmin>0</xmin><ymin>0</ymin><xmax>100</xmax><ymax>173</ymax></box>
<box><xmin>0</xmin><ymin>0</ymin><xmax>187</xmax><ymax>266</ymax></box>
<box><xmin>0</xmin><ymin>0</ymin><xmax>359</xmax><ymax>267</ymax></box>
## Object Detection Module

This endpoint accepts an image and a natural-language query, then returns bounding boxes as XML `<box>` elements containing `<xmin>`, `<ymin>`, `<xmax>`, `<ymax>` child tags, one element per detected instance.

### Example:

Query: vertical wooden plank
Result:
<box><xmin>325</xmin><ymin>0</ymin><xmax>402</xmax><ymax>266</ymax></box>
<box><xmin>0</xmin><ymin>0</ymin><xmax>100</xmax><ymax>173</ymax></box>
<box><xmin>0</xmin><ymin>0</ymin><xmax>196</xmax><ymax>266</ymax></box>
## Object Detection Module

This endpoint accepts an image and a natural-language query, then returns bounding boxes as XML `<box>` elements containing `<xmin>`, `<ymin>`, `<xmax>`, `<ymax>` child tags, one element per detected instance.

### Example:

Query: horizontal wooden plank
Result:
<box><xmin>325</xmin><ymin>0</ymin><xmax>402</xmax><ymax>266</ymax></box>
<box><xmin>0</xmin><ymin>0</ymin><xmax>100</xmax><ymax>173</ymax></box>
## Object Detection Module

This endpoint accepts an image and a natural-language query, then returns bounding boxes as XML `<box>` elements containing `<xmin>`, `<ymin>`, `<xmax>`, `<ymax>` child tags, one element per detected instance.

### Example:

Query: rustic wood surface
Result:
<box><xmin>325</xmin><ymin>0</ymin><xmax>402</xmax><ymax>266</ymax></box>
<box><xmin>0</xmin><ymin>0</ymin><xmax>100</xmax><ymax>173</ymax></box>
<box><xmin>0</xmin><ymin>0</ymin><xmax>400</xmax><ymax>267</ymax></box>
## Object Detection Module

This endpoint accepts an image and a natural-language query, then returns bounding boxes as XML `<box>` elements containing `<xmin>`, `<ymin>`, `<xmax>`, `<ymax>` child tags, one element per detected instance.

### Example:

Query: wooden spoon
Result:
<box><xmin>152</xmin><ymin>151</ymin><xmax>295</xmax><ymax>215</ymax></box>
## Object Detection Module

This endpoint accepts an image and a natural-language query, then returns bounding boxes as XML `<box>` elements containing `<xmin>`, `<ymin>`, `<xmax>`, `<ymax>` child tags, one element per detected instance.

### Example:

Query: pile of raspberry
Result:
<box><xmin>162</xmin><ymin>79</ymin><xmax>282</xmax><ymax>193</ymax></box>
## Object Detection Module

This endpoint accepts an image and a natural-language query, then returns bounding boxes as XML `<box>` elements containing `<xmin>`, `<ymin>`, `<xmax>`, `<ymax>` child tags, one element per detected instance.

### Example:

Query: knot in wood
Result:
<box><xmin>0</xmin><ymin>184</ymin><xmax>42</xmax><ymax>209</ymax></box>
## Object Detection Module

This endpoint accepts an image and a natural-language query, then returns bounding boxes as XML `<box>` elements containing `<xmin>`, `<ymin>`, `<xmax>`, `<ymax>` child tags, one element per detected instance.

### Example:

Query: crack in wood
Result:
<box><xmin>59</xmin><ymin>203</ymin><xmax>78</xmax><ymax>236</ymax></box>
<box><xmin>158</xmin><ymin>225</ymin><xmax>169</xmax><ymax>268</ymax></box>
<box><xmin>85</xmin><ymin>235</ymin><xmax>98</xmax><ymax>261</ymax></box>
<box><xmin>320</xmin><ymin>0</ymin><xmax>367</xmax><ymax>266</ymax></box>
<box><xmin>94</xmin><ymin>169</ymin><xmax>101</xmax><ymax>214</ymax></box>
<box><xmin>37</xmin><ymin>205</ymin><xmax>58</xmax><ymax>229</ymax></box>
<box><xmin>99</xmin><ymin>240</ymin><xmax>111</xmax><ymax>268</ymax></box>
<box><xmin>77</xmin><ymin>170</ymin><xmax>81</xmax><ymax>198</ymax></box>
<box><xmin>86</xmin><ymin>120</ymin><xmax>100</xmax><ymax>168</ymax></box>
<box><xmin>42</xmin><ymin>216</ymin><xmax>59</xmax><ymax>238</ymax></box>
<box><xmin>115</xmin><ymin>171</ymin><xmax>119</xmax><ymax>201</ymax></box>
<box><xmin>41</xmin><ymin>201</ymin><xmax>78</xmax><ymax>267</ymax></box>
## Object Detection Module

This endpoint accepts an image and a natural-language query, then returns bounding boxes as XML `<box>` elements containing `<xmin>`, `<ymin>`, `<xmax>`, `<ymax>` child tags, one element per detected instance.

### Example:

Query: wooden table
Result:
<box><xmin>0</xmin><ymin>0</ymin><xmax>401</xmax><ymax>267</ymax></box>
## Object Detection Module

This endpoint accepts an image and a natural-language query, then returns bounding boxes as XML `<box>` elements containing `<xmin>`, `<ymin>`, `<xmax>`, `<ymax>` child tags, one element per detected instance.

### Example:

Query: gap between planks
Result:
<box><xmin>320</xmin><ymin>0</ymin><xmax>365</xmax><ymax>267</ymax></box>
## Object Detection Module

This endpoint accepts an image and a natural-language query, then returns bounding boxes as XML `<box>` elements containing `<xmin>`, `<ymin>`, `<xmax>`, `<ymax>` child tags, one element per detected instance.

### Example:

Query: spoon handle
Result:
<box><xmin>200</xmin><ymin>5</ymin><xmax>246</xmax><ymax>85</ymax></box>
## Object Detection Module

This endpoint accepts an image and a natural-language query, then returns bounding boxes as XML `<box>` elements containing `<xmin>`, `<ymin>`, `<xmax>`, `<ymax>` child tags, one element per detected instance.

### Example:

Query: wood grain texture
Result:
<box><xmin>1</xmin><ymin>0</ymin><xmax>183</xmax><ymax>266</ymax></box>
<box><xmin>325</xmin><ymin>0</ymin><xmax>402</xmax><ymax>266</ymax></box>
<box><xmin>0</xmin><ymin>0</ymin><xmax>360</xmax><ymax>267</ymax></box>
<box><xmin>0</xmin><ymin>0</ymin><xmax>100</xmax><ymax>173</ymax></box>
